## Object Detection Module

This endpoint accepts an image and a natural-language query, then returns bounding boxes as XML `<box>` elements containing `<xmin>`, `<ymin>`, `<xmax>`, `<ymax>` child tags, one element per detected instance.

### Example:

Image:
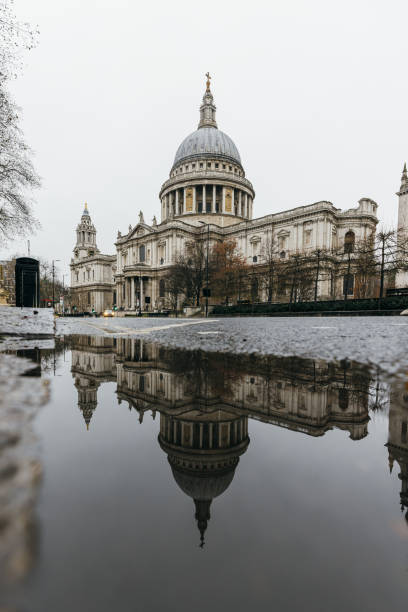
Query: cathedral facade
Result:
<box><xmin>71</xmin><ymin>76</ymin><xmax>408</xmax><ymax>313</ymax></box>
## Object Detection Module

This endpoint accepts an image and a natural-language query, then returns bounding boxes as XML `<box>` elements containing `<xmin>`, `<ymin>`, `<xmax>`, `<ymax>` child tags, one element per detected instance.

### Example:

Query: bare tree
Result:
<box><xmin>164</xmin><ymin>262</ymin><xmax>186</xmax><ymax>315</ymax></box>
<box><xmin>284</xmin><ymin>253</ymin><xmax>313</xmax><ymax>304</ymax></box>
<box><xmin>210</xmin><ymin>239</ymin><xmax>248</xmax><ymax>305</ymax></box>
<box><xmin>173</xmin><ymin>239</ymin><xmax>206</xmax><ymax>306</ymax></box>
<box><xmin>375</xmin><ymin>229</ymin><xmax>397</xmax><ymax>299</ymax></box>
<box><xmin>260</xmin><ymin>231</ymin><xmax>280</xmax><ymax>302</ymax></box>
<box><xmin>38</xmin><ymin>257</ymin><xmax>64</xmax><ymax>305</ymax></box>
<box><xmin>353</xmin><ymin>236</ymin><xmax>377</xmax><ymax>298</ymax></box>
<box><xmin>0</xmin><ymin>1</ymin><xmax>40</xmax><ymax>243</ymax></box>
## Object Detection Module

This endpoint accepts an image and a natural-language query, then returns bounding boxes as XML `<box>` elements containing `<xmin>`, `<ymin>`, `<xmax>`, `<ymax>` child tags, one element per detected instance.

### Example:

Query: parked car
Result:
<box><xmin>103</xmin><ymin>309</ymin><xmax>114</xmax><ymax>317</ymax></box>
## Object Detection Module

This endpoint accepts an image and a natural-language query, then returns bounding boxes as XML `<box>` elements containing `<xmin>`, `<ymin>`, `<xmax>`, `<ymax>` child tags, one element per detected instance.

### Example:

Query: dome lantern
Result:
<box><xmin>198</xmin><ymin>72</ymin><xmax>217</xmax><ymax>130</ymax></box>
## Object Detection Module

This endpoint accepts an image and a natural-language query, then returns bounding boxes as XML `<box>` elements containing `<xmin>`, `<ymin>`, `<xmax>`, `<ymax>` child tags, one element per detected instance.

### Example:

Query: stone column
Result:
<box><xmin>131</xmin><ymin>277</ymin><xmax>135</xmax><ymax>310</ymax></box>
<box><xmin>140</xmin><ymin>277</ymin><xmax>144</xmax><ymax>311</ymax></box>
<box><xmin>212</xmin><ymin>185</ymin><xmax>216</xmax><ymax>213</ymax></box>
<box><xmin>183</xmin><ymin>188</ymin><xmax>187</xmax><ymax>214</ymax></box>
<box><xmin>222</xmin><ymin>187</ymin><xmax>226</xmax><ymax>213</ymax></box>
<box><xmin>175</xmin><ymin>190</ymin><xmax>179</xmax><ymax>215</ymax></box>
<box><xmin>117</xmin><ymin>283</ymin><xmax>121</xmax><ymax>308</ymax></box>
<box><xmin>231</xmin><ymin>189</ymin><xmax>235</xmax><ymax>215</ymax></box>
<box><xmin>203</xmin><ymin>185</ymin><xmax>206</xmax><ymax>213</ymax></box>
<box><xmin>239</xmin><ymin>191</ymin><xmax>242</xmax><ymax>216</ymax></box>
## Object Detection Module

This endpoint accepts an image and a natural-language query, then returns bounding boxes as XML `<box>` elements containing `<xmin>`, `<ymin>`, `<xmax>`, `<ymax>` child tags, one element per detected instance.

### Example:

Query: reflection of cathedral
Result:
<box><xmin>69</xmin><ymin>335</ymin><xmax>382</xmax><ymax>543</ymax></box>
<box><xmin>387</xmin><ymin>379</ymin><xmax>408</xmax><ymax>522</ymax></box>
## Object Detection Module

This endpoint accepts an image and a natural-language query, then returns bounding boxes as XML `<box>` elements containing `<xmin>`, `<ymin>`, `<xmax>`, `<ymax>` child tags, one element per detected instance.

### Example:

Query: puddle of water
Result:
<box><xmin>1</xmin><ymin>335</ymin><xmax>408</xmax><ymax>612</ymax></box>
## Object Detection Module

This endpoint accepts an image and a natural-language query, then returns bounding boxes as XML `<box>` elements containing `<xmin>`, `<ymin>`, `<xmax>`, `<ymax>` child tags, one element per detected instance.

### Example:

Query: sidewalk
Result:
<box><xmin>0</xmin><ymin>307</ymin><xmax>54</xmax><ymax>337</ymax></box>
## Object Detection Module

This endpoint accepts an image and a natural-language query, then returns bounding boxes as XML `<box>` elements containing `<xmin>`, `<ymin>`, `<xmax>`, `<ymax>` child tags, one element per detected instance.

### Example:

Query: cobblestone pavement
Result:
<box><xmin>57</xmin><ymin>315</ymin><xmax>408</xmax><ymax>374</ymax></box>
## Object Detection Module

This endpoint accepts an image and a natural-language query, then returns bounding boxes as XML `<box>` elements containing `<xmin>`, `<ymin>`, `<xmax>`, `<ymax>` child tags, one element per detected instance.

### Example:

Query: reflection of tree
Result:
<box><xmin>157</xmin><ymin>346</ymin><xmax>245</xmax><ymax>400</ymax></box>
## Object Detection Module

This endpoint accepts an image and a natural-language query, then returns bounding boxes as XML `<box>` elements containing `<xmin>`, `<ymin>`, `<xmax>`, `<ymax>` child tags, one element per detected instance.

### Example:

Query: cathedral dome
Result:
<box><xmin>159</xmin><ymin>75</ymin><xmax>255</xmax><ymax>225</ymax></box>
<box><xmin>173</xmin><ymin>127</ymin><xmax>241</xmax><ymax>167</ymax></box>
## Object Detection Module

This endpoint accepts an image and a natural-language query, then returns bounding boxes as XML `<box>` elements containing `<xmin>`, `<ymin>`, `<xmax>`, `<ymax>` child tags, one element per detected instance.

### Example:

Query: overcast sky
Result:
<box><xmin>2</xmin><ymin>0</ymin><xmax>408</xmax><ymax>279</ymax></box>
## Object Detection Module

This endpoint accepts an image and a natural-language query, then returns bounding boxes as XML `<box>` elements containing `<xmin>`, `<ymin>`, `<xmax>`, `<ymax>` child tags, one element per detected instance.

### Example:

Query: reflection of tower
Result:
<box><xmin>158</xmin><ymin>410</ymin><xmax>249</xmax><ymax>547</ymax></box>
<box><xmin>70</xmin><ymin>335</ymin><xmax>117</xmax><ymax>429</ymax></box>
<box><xmin>387</xmin><ymin>377</ymin><xmax>408</xmax><ymax>522</ymax></box>
<box><xmin>74</xmin><ymin>375</ymin><xmax>99</xmax><ymax>430</ymax></box>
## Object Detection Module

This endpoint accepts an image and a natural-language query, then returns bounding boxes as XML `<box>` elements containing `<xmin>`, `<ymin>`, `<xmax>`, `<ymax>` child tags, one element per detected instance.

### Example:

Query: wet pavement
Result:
<box><xmin>58</xmin><ymin>315</ymin><xmax>408</xmax><ymax>373</ymax></box>
<box><xmin>1</xmin><ymin>318</ymin><xmax>408</xmax><ymax>611</ymax></box>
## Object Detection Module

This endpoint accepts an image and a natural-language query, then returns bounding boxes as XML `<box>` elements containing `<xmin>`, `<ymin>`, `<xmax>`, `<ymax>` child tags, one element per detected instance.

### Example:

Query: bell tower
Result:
<box><xmin>396</xmin><ymin>165</ymin><xmax>408</xmax><ymax>288</ymax></box>
<box><xmin>73</xmin><ymin>203</ymin><xmax>99</xmax><ymax>261</ymax></box>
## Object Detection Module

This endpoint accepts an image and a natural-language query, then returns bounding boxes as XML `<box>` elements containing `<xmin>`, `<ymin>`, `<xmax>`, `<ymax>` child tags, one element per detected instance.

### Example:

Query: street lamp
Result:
<box><xmin>52</xmin><ymin>260</ymin><xmax>60</xmax><ymax>310</ymax></box>
<box><xmin>62</xmin><ymin>274</ymin><xmax>67</xmax><ymax>315</ymax></box>
<box><xmin>198</xmin><ymin>221</ymin><xmax>210</xmax><ymax>318</ymax></box>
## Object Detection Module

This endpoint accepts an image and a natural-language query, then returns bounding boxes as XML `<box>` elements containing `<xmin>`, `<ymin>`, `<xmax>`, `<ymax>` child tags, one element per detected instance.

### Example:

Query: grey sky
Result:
<box><xmin>2</xmin><ymin>0</ymin><xmax>407</xmax><ymax>279</ymax></box>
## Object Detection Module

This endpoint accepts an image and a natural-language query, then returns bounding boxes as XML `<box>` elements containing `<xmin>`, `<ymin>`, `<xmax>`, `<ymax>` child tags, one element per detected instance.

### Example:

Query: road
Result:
<box><xmin>56</xmin><ymin>315</ymin><xmax>408</xmax><ymax>374</ymax></box>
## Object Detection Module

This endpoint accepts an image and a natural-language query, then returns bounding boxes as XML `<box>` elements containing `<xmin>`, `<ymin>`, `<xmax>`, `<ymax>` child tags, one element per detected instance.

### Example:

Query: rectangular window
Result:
<box><xmin>139</xmin><ymin>375</ymin><xmax>145</xmax><ymax>393</ymax></box>
<box><xmin>139</xmin><ymin>245</ymin><xmax>146</xmax><ymax>262</ymax></box>
<box><xmin>343</xmin><ymin>274</ymin><xmax>354</xmax><ymax>295</ymax></box>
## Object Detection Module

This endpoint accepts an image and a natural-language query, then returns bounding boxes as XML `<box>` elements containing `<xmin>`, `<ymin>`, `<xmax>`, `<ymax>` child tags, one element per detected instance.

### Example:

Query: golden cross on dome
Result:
<box><xmin>205</xmin><ymin>72</ymin><xmax>211</xmax><ymax>91</ymax></box>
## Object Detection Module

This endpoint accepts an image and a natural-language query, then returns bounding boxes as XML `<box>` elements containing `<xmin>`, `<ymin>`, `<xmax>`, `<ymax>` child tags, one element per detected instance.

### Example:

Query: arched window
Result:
<box><xmin>139</xmin><ymin>245</ymin><xmax>145</xmax><ymax>262</ymax></box>
<box><xmin>344</xmin><ymin>230</ymin><xmax>355</xmax><ymax>253</ymax></box>
<box><xmin>159</xmin><ymin>279</ymin><xmax>166</xmax><ymax>297</ymax></box>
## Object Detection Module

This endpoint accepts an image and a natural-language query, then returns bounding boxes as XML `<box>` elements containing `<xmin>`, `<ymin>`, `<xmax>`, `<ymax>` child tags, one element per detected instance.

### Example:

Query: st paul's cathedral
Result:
<box><xmin>69</xmin><ymin>74</ymin><xmax>401</xmax><ymax>313</ymax></box>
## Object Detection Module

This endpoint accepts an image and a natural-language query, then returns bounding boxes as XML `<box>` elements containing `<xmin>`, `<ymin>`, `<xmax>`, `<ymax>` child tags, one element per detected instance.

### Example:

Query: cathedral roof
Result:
<box><xmin>172</xmin><ymin>74</ymin><xmax>242</xmax><ymax>168</ymax></box>
<box><xmin>173</xmin><ymin>127</ymin><xmax>241</xmax><ymax>167</ymax></box>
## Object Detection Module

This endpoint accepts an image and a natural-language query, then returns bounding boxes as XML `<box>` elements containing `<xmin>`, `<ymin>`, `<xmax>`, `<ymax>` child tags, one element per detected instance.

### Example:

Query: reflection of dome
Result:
<box><xmin>174</xmin><ymin>128</ymin><xmax>241</xmax><ymax>167</ymax></box>
<box><xmin>170</xmin><ymin>462</ymin><xmax>239</xmax><ymax>548</ymax></box>
<box><xmin>158</xmin><ymin>411</ymin><xmax>249</xmax><ymax>547</ymax></box>
<box><xmin>170</xmin><ymin>462</ymin><xmax>237</xmax><ymax>501</ymax></box>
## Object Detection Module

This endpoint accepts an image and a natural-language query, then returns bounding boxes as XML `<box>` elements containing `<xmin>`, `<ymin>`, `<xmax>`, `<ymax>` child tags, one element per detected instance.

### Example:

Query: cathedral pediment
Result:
<box><xmin>127</xmin><ymin>223</ymin><xmax>154</xmax><ymax>240</ymax></box>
